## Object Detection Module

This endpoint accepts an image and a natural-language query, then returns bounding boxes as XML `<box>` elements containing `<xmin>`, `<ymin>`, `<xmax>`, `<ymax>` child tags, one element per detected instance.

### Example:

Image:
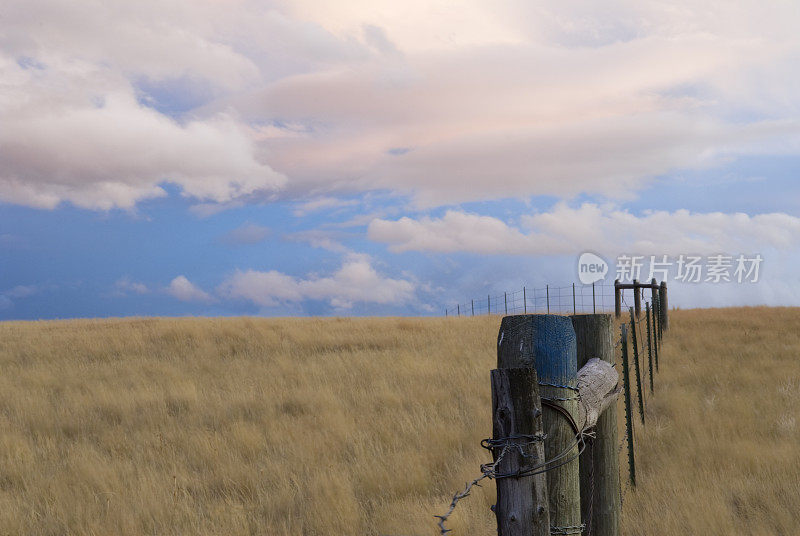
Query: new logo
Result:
<box><xmin>578</xmin><ymin>252</ymin><xmax>608</xmax><ymax>285</ymax></box>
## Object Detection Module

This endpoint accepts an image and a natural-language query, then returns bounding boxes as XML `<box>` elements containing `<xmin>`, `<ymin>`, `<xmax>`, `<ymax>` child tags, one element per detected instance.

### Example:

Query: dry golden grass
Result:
<box><xmin>0</xmin><ymin>308</ymin><xmax>798</xmax><ymax>535</ymax></box>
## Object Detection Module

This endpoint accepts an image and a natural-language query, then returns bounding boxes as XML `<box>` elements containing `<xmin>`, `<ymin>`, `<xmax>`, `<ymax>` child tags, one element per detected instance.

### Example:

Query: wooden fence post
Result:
<box><xmin>620</xmin><ymin>324</ymin><xmax>636</xmax><ymax>487</ymax></box>
<box><xmin>505</xmin><ymin>292</ymin><xmax>508</xmax><ymax>315</ymax></box>
<box><xmin>489</xmin><ymin>294</ymin><xmax>491</xmax><ymax>316</ymax></box>
<box><xmin>472</xmin><ymin>299</ymin><xmax>475</xmax><ymax>317</ymax></box>
<box><xmin>645</xmin><ymin>302</ymin><xmax>654</xmax><ymax>393</ymax></box>
<box><xmin>628</xmin><ymin>307</ymin><xmax>645</xmax><ymax>425</ymax></box>
<box><xmin>653</xmin><ymin>293</ymin><xmax>661</xmax><ymax>346</ymax></box>
<box><xmin>650</xmin><ymin>278</ymin><xmax>658</xmax><ymax>313</ymax></box>
<box><xmin>524</xmin><ymin>287</ymin><xmax>527</xmax><ymax>314</ymax></box>
<box><xmin>571</xmin><ymin>314</ymin><xmax>620</xmax><ymax>536</ymax></box>
<box><xmin>660</xmin><ymin>281</ymin><xmax>669</xmax><ymax>331</ymax></box>
<box><xmin>651</xmin><ymin>297</ymin><xmax>659</xmax><ymax>371</ymax></box>
<box><xmin>592</xmin><ymin>283</ymin><xmax>596</xmax><ymax>314</ymax></box>
<box><xmin>498</xmin><ymin>315</ymin><xmax>581</xmax><ymax>536</ymax></box>
<box><xmin>546</xmin><ymin>285</ymin><xmax>550</xmax><ymax>314</ymax></box>
<box><xmin>633</xmin><ymin>279</ymin><xmax>641</xmax><ymax>318</ymax></box>
<box><xmin>572</xmin><ymin>283</ymin><xmax>576</xmax><ymax>314</ymax></box>
<box><xmin>490</xmin><ymin>368</ymin><xmax>550</xmax><ymax>536</ymax></box>
<box><xmin>614</xmin><ymin>280</ymin><xmax>621</xmax><ymax>318</ymax></box>
<box><xmin>457</xmin><ymin>304</ymin><xmax>460</xmax><ymax>317</ymax></box>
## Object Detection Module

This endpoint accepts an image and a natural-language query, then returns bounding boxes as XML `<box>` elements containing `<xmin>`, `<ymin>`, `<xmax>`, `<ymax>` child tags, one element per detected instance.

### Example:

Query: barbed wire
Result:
<box><xmin>436</xmin><ymin>429</ymin><xmax>594</xmax><ymax>535</ymax></box>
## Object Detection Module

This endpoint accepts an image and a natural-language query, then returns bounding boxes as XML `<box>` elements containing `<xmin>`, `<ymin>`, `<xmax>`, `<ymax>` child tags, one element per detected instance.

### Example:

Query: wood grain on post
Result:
<box><xmin>633</xmin><ymin>279</ymin><xmax>641</xmax><ymax>319</ymax></box>
<box><xmin>498</xmin><ymin>315</ymin><xmax>580</xmax><ymax>536</ymax></box>
<box><xmin>490</xmin><ymin>368</ymin><xmax>550</xmax><ymax>536</ymax></box>
<box><xmin>571</xmin><ymin>314</ymin><xmax>621</xmax><ymax>536</ymax></box>
<box><xmin>660</xmin><ymin>282</ymin><xmax>669</xmax><ymax>331</ymax></box>
<box><xmin>614</xmin><ymin>280</ymin><xmax>621</xmax><ymax>319</ymax></box>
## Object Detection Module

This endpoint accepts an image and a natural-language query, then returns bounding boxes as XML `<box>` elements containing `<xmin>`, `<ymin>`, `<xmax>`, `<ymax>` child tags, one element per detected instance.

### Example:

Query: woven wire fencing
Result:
<box><xmin>445</xmin><ymin>282</ymin><xmax>616</xmax><ymax>317</ymax></box>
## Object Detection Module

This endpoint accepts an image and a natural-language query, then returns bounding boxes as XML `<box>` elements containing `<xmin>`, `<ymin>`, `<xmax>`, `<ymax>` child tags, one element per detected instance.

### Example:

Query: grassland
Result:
<box><xmin>0</xmin><ymin>308</ymin><xmax>798</xmax><ymax>535</ymax></box>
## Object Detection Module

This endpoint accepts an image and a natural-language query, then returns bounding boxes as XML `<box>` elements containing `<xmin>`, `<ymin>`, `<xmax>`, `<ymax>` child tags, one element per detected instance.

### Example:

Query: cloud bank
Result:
<box><xmin>218</xmin><ymin>254</ymin><xmax>415</xmax><ymax>309</ymax></box>
<box><xmin>3</xmin><ymin>1</ymin><xmax>800</xmax><ymax>209</ymax></box>
<box><xmin>368</xmin><ymin>204</ymin><xmax>800</xmax><ymax>256</ymax></box>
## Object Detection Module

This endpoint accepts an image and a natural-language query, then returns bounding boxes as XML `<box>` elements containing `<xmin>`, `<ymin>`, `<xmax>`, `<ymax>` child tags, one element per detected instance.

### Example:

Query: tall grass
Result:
<box><xmin>0</xmin><ymin>308</ymin><xmax>798</xmax><ymax>534</ymax></box>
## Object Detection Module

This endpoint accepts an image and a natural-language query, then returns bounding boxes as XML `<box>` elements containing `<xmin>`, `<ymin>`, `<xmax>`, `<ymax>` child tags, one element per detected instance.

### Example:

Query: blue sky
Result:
<box><xmin>3</xmin><ymin>1</ymin><xmax>800</xmax><ymax>319</ymax></box>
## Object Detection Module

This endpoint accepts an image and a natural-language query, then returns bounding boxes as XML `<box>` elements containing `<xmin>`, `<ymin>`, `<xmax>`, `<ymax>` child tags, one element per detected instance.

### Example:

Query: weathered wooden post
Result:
<box><xmin>572</xmin><ymin>314</ymin><xmax>621</xmax><ymax>536</ymax></box>
<box><xmin>592</xmin><ymin>283</ymin><xmax>596</xmax><ymax>314</ymax></box>
<box><xmin>620</xmin><ymin>324</ymin><xmax>636</xmax><ymax>487</ymax></box>
<box><xmin>633</xmin><ymin>279</ymin><xmax>641</xmax><ymax>318</ymax></box>
<box><xmin>505</xmin><ymin>292</ymin><xmax>508</xmax><ymax>315</ymax></box>
<box><xmin>572</xmin><ymin>283</ymin><xmax>576</xmax><ymax>314</ymax></box>
<box><xmin>490</xmin><ymin>368</ymin><xmax>550</xmax><ymax>536</ymax></box>
<box><xmin>489</xmin><ymin>294</ymin><xmax>491</xmax><ymax>316</ymax></box>
<box><xmin>614</xmin><ymin>280</ymin><xmax>621</xmax><ymax>319</ymax></box>
<box><xmin>472</xmin><ymin>299</ymin><xmax>475</xmax><ymax>317</ymax></box>
<box><xmin>651</xmin><ymin>297</ymin><xmax>659</xmax><ymax>370</ymax></box>
<box><xmin>660</xmin><ymin>281</ymin><xmax>669</xmax><ymax>331</ymax></box>
<box><xmin>653</xmin><ymin>291</ymin><xmax>664</xmax><ymax>348</ymax></box>
<box><xmin>498</xmin><ymin>315</ymin><xmax>580</xmax><ymax>536</ymax></box>
<box><xmin>546</xmin><ymin>286</ymin><xmax>550</xmax><ymax>314</ymax></box>
<box><xmin>524</xmin><ymin>287</ymin><xmax>527</xmax><ymax>314</ymax></box>
<box><xmin>628</xmin><ymin>307</ymin><xmax>645</xmax><ymax>425</ymax></box>
<box><xmin>650</xmin><ymin>278</ymin><xmax>658</xmax><ymax>312</ymax></box>
<box><xmin>457</xmin><ymin>304</ymin><xmax>460</xmax><ymax>316</ymax></box>
<box><xmin>645</xmin><ymin>302</ymin><xmax>654</xmax><ymax>393</ymax></box>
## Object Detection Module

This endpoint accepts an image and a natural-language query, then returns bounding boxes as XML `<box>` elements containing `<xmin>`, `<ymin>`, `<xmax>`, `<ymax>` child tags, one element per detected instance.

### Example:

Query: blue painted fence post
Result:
<box><xmin>497</xmin><ymin>314</ymin><xmax>581</xmax><ymax>536</ymax></box>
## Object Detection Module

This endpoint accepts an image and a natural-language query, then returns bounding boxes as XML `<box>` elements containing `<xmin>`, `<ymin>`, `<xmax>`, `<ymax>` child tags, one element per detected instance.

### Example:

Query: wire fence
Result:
<box><xmin>444</xmin><ymin>282</ymin><xmax>616</xmax><ymax>317</ymax></box>
<box><xmin>437</xmin><ymin>286</ymin><xmax>669</xmax><ymax>534</ymax></box>
<box><xmin>613</xmin><ymin>289</ymin><xmax>663</xmax><ymax>507</ymax></box>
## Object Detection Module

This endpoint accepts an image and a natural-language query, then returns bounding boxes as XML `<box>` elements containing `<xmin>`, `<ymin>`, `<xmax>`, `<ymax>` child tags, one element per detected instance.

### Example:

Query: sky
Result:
<box><xmin>3</xmin><ymin>0</ymin><xmax>800</xmax><ymax>319</ymax></box>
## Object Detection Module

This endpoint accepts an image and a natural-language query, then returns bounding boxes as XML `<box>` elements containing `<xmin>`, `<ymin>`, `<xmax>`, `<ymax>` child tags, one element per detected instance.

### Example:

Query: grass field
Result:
<box><xmin>0</xmin><ymin>308</ymin><xmax>798</xmax><ymax>535</ymax></box>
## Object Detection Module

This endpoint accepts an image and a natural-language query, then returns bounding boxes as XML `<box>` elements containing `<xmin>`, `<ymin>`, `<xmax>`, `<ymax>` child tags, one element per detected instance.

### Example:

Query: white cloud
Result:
<box><xmin>167</xmin><ymin>275</ymin><xmax>213</xmax><ymax>302</ymax></box>
<box><xmin>0</xmin><ymin>61</ymin><xmax>287</xmax><ymax>209</ymax></box>
<box><xmin>220</xmin><ymin>2</ymin><xmax>800</xmax><ymax>206</ymax></box>
<box><xmin>0</xmin><ymin>0</ymin><xmax>305</xmax><ymax>211</ymax></box>
<box><xmin>4</xmin><ymin>1</ymin><xmax>800</xmax><ymax>209</ymax></box>
<box><xmin>368</xmin><ymin>204</ymin><xmax>800</xmax><ymax>256</ymax></box>
<box><xmin>218</xmin><ymin>254</ymin><xmax>415</xmax><ymax>308</ymax></box>
<box><xmin>221</xmin><ymin>223</ymin><xmax>271</xmax><ymax>245</ymax></box>
<box><xmin>114</xmin><ymin>277</ymin><xmax>149</xmax><ymax>295</ymax></box>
